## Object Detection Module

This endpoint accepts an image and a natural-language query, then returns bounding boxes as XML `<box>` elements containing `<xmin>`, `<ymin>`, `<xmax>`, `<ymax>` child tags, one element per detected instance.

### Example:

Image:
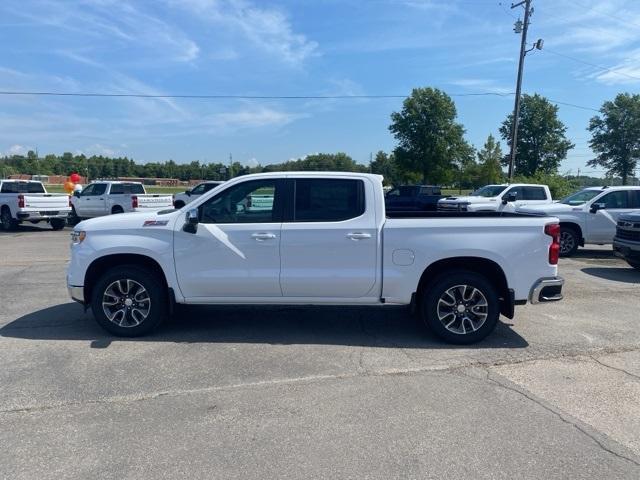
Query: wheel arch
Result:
<box><xmin>415</xmin><ymin>256</ymin><xmax>513</xmax><ymax>319</ymax></box>
<box><xmin>84</xmin><ymin>253</ymin><xmax>170</xmax><ymax>305</ymax></box>
<box><xmin>559</xmin><ymin>221</ymin><xmax>584</xmax><ymax>246</ymax></box>
<box><xmin>111</xmin><ymin>205</ymin><xmax>125</xmax><ymax>214</ymax></box>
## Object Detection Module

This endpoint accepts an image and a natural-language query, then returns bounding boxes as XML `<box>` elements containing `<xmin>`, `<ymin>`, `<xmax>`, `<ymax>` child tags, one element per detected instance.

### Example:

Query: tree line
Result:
<box><xmin>2</xmin><ymin>88</ymin><xmax>639</xmax><ymax>194</ymax></box>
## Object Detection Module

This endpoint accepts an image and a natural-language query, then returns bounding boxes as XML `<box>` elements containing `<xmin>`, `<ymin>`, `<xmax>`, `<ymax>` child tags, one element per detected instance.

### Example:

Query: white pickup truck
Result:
<box><xmin>69</xmin><ymin>181</ymin><xmax>173</xmax><ymax>223</ymax></box>
<box><xmin>519</xmin><ymin>186</ymin><xmax>640</xmax><ymax>256</ymax></box>
<box><xmin>67</xmin><ymin>172</ymin><xmax>564</xmax><ymax>344</ymax></box>
<box><xmin>0</xmin><ymin>180</ymin><xmax>70</xmax><ymax>231</ymax></box>
<box><xmin>173</xmin><ymin>181</ymin><xmax>224</xmax><ymax>209</ymax></box>
<box><xmin>438</xmin><ymin>184</ymin><xmax>553</xmax><ymax>212</ymax></box>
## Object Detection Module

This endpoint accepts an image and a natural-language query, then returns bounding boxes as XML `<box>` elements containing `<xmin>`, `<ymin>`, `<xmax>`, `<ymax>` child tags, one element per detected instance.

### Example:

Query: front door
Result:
<box><xmin>174</xmin><ymin>179</ymin><xmax>283</xmax><ymax>299</ymax></box>
<box><xmin>280</xmin><ymin>178</ymin><xmax>378</xmax><ymax>298</ymax></box>
<box><xmin>586</xmin><ymin>190</ymin><xmax>635</xmax><ymax>243</ymax></box>
<box><xmin>75</xmin><ymin>183</ymin><xmax>107</xmax><ymax>217</ymax></box>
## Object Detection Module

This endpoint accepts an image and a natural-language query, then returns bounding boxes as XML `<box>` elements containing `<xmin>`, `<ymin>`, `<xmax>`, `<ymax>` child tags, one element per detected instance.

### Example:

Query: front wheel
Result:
<box><xmin>626</xmin><ymin>261</ymin><xmax>640</xmax><ymax>271</ymax></box>
<box><xmin>91</xmin><ymin>265</ymin><xmax>168</xmax><ymax>337</ymax></box>
<box><xmin>420</xmin><ymin>270</ymin><xmax>500</xmax><ymax>344</ymax></box>
<box><xmin>560</xmin><ymin>227</ymin><xmax>579</xmax><ymax>257</ymax></box>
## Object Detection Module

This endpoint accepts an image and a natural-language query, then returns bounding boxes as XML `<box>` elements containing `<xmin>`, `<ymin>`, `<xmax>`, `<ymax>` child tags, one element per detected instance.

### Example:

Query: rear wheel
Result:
<box><xmin>0</xmin><ymin>207</ymin><xmax>18</xmax><ymax>232</ymax></box>
<box><xmin>50</xmin><ymin>218</ymin><xmax>66</xmax><ymax>230</ymax></box>
<box><xmin>559</xmin><ymin>227</ymin><xmax>579</xmax><ymax>257</ymax></box>
<box><xmin>91</xmin><ymin>265</ymin><xmax>168</xmax><ymax>337</ymax></box>
<box><xmin>111</xmin><ymin>206</ymin><xmax>124</xmax><ymax>214</ymax></box>
<box><xmin>420</xmin><ymin>270</ymin><xmax>500</xmax><ymax>344</ymax></box>
<box><xmin>174</xmin><ymin>200</ymin><xmax>185</xmax><ymax>209</ymax></box>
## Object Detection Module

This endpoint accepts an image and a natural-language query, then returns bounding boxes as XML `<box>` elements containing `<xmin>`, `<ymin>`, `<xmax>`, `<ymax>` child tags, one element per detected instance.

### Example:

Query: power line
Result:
<box><xmin>0</xmin><ymin>90</ymin><xmax>515</xmax><ymax>99</ymax></box>
<box><xmin>0</xmin><ymin>90</ymin><xmax>601</xmax><ymax>111</ymax></box>
<box><xmin>544</xmin><ymin>48</ymin><xmax>640</xmax><ymax>82</ymax></box>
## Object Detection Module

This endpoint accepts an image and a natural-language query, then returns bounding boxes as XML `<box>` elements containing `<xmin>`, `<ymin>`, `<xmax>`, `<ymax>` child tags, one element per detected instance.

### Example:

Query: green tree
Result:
<box><xmin>389</xmin><ymin>87</ymin><xmax>472</xmax><ymax>184</ymax></box>
<box><xmin>500</xmin><ymin>94</ymin><xmax>574</xmax><ymax>176</ymax></box>
<box><xmin>476</xmin><ymin>134</ymin><xmax>504</xmax><ymax>185</ymax></box>
<box><xmin>587</xmin><ymin>93</ymin><xmax>640</xmax><ymax>185</ymax></box>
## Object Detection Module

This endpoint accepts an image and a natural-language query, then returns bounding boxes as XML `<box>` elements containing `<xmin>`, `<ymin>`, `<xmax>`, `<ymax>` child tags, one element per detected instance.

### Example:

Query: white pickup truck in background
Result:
<box><xmin>173</xmin><ymin>181</ymin><xmax>224</xmax><ymax>209</ymax></box>
<box><xmin>69</xmin><ymin>181</ymin><xmax>174</xmax><ymax>223</ymax></box>
<box><xmin>438</xmin><ymin>183</ymin><xmax>553</xmax><ymax>212</ymax></box>
<box><xmin>67</xmin><ymin>172</ymin><xmax>564</xmax><ymax>345</ymax></box>
<box><xmin>0</xmin><ymin>180</ymin><xmax>70</xmax><ymax>231</ymax></box>
<box><xmin>519</xmin><ymin>186</ymin><xmax>640</xmax><ymax>256</ymax></box>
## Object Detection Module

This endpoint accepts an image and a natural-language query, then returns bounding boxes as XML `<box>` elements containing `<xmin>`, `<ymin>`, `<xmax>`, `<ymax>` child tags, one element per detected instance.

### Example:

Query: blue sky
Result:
<box><xmin>1</xmin><ymin>0</ymin><xmax>639</xmax><ymax>176</ymax></box>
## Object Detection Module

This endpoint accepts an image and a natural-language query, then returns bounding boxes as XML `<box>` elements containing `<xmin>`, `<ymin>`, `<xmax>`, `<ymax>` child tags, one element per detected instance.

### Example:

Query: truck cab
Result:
<box><xmin>438</xmin><ymin>184</ymin><xmax>552</xmax><ymax>212</ymax></box>
<box><xmin>385</xmin><ymin>185</ymin><xmax>443</xmax><ymax>211</ymax></box>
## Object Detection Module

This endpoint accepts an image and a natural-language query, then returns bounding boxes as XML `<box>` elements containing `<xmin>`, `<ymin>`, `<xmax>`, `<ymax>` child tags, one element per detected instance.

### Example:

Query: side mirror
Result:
<box><xmin>590</xmin><ymin>202</ymin><xmax>605</xmax><ymax>214</ymax></box>
<box><xmin>502</xmin><ymin>192</ymin><xmax>517</xmax><ymax>205</ymax></box>
<box><xmin>73</xmin><ymin>191</ymin><xmax>81</xmax><ymax>198</ymax></box>
<box><xmin>186</xmin><ymin>190</ymin><xmax>191</xmax><ymax>196</ymax></box>
<box><xmin>183</xmin><ymin>208</ymin><xmax>199</xmax><ymax>234</ymax></box>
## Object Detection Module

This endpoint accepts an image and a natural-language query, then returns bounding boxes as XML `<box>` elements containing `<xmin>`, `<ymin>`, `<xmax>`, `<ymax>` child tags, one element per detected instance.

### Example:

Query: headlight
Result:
<box><xmin>71</xmin><ymin>230</ymin><xmax>86</xmax><ymax>245</ymax></box>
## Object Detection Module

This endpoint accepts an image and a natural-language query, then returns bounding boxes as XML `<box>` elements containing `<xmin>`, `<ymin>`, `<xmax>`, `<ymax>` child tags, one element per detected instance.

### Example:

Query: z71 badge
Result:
<box><xmin>143</xmin><ymin>220</ymin><xmax>169</xmax><ymax>227</ymax></box>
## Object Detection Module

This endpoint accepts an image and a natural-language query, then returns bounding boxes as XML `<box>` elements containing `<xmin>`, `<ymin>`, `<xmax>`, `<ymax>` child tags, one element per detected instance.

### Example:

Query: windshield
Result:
<box><xmin>0</xmin><ymin>181</ymin><xmax>46</xmax><ymax>193</ymax></box>
<box><xmin>470</xmin><ymin>185</ymin><xmax>507</xmax><ymax>197</ymax></box>
<box><xmin>560</xmin><ymin>189</ymin><xmax>601</xmax><ymax>205</ymax></box>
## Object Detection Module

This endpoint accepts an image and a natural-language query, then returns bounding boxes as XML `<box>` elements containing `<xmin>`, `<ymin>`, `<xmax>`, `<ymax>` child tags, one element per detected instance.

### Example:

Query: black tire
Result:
<box><xmin>50</xmin><ymin>218</ymin><xmax>66</xmax><ymax>230</ymax></box>
<box><xmin>91</xmin><ymin>265</ymin><xmax>168</xmax><ymax>337</ymax></box>
<box><xmin>627</xmin><ymin>261</ymin><xmax>640</xmax><ymax>271</ymax></box>
<box><xmin>420</xmin><ymin>269</ymin><xmax>500</xmax><ymax>345</ymax></box>
<box><xmin>559</xmin><ymin>226</ymin><xmax>579</xmax><ymax>257</ymax></box>
<box><xmin>0</xmin><ymin>207</ymin><xmax>18</xmax><ymax>232</ymax></box>
<box><xmin>174</xmin><ymin>200</ymin><xmax>185</xmax><ymax>209</ymax></box>
<box><xmin>67</xmin><ymin>206</ymin><xmax>80</xmax><ymax>226</ymax></box>
<box><xmin>112</xmin><ymin>206</ymin><xmax>124</xmax><ymax>214</ymax></box>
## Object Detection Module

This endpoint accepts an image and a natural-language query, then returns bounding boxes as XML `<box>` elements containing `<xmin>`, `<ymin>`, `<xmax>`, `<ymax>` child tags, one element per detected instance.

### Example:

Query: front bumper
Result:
<box><xmin>529</xmin><ymin>277</ymin><xmax>564</xmax><ymax>304</ymax></box>
<box><xmin>613</xmin><ymin>238</ymin><xmax>640</xmax><ymax>261</ymax></box>
<box><xmin>68</xmin><ymin>285</ymin><xmax>85</xmax><ymax>304</ymax></box>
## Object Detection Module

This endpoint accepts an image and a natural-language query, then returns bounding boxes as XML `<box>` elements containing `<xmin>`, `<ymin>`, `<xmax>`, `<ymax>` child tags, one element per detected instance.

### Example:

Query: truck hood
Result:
<box><xmin>76</xmin><ymin>209</ymin><xmax>178</xmax><ymax>231</ymax></box>
<box><xmin>517</xmin><ymin>203</ymin><xmax>575</xmax><ymax>214</ymax></box>
<box><xmin>439</xmin><ymin>195</ymin><xmax>498</xmax><ymax>204</ymax></box>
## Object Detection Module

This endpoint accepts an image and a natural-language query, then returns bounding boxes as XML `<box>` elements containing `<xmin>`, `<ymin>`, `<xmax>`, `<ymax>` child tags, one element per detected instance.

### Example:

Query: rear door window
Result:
<box><xmin>523</xmin><ymin>187</ymin><xmax>547</xmax><ymax>200</ymax></box>
<box><xmin>293</xmin><ymin>179</ymin><xmax>365</xmax><ymax>222</ymax></box>
<box><xmin>599</xmin><ymin>190</ymin><xmax>630</xmax><ymax>209</ymax></box>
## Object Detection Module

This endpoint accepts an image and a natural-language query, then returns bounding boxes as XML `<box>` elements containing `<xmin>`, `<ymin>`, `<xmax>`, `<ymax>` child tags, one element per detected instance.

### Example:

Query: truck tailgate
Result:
<box><xmin>22</xmin><ymin>194</ymin><xmax>70</xmax><ymax>210</ymax></box>
<box><xmin>135</xmin><ymin>195</ymin><xmax>174</xmax><ymax>210</ymax></box>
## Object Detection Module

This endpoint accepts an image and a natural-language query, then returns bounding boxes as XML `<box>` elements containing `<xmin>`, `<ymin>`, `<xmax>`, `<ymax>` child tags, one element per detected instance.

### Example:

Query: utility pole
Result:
<box><xmin>508</xmin><ymin>0</ymin><xmax>533</xmax><ymax>181</ymax></box>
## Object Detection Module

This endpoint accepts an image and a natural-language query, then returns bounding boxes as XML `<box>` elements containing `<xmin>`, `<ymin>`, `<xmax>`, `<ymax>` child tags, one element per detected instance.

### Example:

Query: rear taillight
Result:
<box><xmin>132</xmin><ymin>196</ymin><xmax>138</xmax><ymax>209</ymax></box>
<box><xmin>545</xmin><ymin>223</ymin><xmax>560</xmax><ymax>265</ymax></box>
<box><xmin>17</xmin><ymin>194</ymin><xmax>25</xmax><ymax>208</ymax></box>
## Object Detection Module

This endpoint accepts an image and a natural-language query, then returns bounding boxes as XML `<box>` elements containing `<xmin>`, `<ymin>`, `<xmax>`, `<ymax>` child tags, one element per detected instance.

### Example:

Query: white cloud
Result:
<box><xmin>204</xmin><ymin>106</ymin><xmax>303</xmax><ymax>130</ymax></box>
<box><xmin>244</xmin><ymin>157</ymin><xmax>259</xmax><ymax>167</ymax></box>
<box><xmin>5</xmin><ymin>144</ymin><xmax>31</xmax><ymax>156</ymax></box>
<box><xmin>171</xmin><ymin>0</ymin><xmax>318</xmax><ymax>64</ymax></box>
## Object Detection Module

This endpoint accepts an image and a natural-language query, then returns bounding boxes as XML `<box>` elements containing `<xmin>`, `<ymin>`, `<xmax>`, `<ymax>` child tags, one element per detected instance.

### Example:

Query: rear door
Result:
<box><xmin>280</xmin><ymin>177</ymin><xmax>378</xmax><ymax>298</ymax></box>
<box><xmin>174</xmin><ymin>178</ymin><xmax>284</xmax><ymax>298</ymax></box>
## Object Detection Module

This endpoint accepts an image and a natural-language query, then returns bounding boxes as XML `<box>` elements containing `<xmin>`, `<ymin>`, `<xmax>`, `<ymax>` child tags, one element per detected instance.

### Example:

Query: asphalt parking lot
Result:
<box><xmin>1</xmin><ymin>224</ymin><xmax>639</xmax><ymax>479</ymax></box>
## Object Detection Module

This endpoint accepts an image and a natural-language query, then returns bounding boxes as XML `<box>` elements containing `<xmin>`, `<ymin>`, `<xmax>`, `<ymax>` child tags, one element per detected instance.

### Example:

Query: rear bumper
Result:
<box><xmin>67</xmin><ymin>285</ymin><xmax>85</xmax><ymax>304</ymax></box>
<box><xmin>17</xmin><ymin>209</ymin><xmax>70</xmax><ymax>220</ymax></box>
<box><xmin>529</xmin><ymin>277</ymin><xmax>564</xmax><ymax>304</ymax></box>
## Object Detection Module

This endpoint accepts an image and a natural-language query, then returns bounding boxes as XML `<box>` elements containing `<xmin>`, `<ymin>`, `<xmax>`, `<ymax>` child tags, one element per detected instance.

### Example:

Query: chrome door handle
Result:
<box><xmin>346</xmin><ymin>232</ymin><xmax>372</xmax><ymax>240</ymax></box>
<box><xmin>251</xmin><ymin>232</ymin><xmax>277</xmax><ymax>241</ymax></box>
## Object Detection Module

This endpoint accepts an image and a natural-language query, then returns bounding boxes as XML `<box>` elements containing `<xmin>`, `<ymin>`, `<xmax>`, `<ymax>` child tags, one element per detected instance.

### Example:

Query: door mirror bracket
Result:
<box><xmin>183</xmin><ymin>208</ymin><xmax>199</xmax><ymax>233</ymax></box>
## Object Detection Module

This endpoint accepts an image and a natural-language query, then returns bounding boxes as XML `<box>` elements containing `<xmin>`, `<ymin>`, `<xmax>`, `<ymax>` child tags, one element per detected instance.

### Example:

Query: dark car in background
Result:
<box><xmin>385</xmin><ymin>185</ymin><xmax>444</xmax><ymax>211</ymax></box>
<box><xmin>613</xmin><ymin>212</ymin><xmax>640</xmax><ymax>270</ymax></box>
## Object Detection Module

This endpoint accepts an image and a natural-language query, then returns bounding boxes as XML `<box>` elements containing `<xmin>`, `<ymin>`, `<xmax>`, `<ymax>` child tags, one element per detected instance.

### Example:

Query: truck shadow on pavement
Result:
<box><xmin>1</xmin><ymin>302</ymin><xmax>529</xmax><ymax>349</ymax></box>
<box><xmin>581</xmin><ymin>267</ymin><xmax>640</xmax><ymax>284</ymax></box>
